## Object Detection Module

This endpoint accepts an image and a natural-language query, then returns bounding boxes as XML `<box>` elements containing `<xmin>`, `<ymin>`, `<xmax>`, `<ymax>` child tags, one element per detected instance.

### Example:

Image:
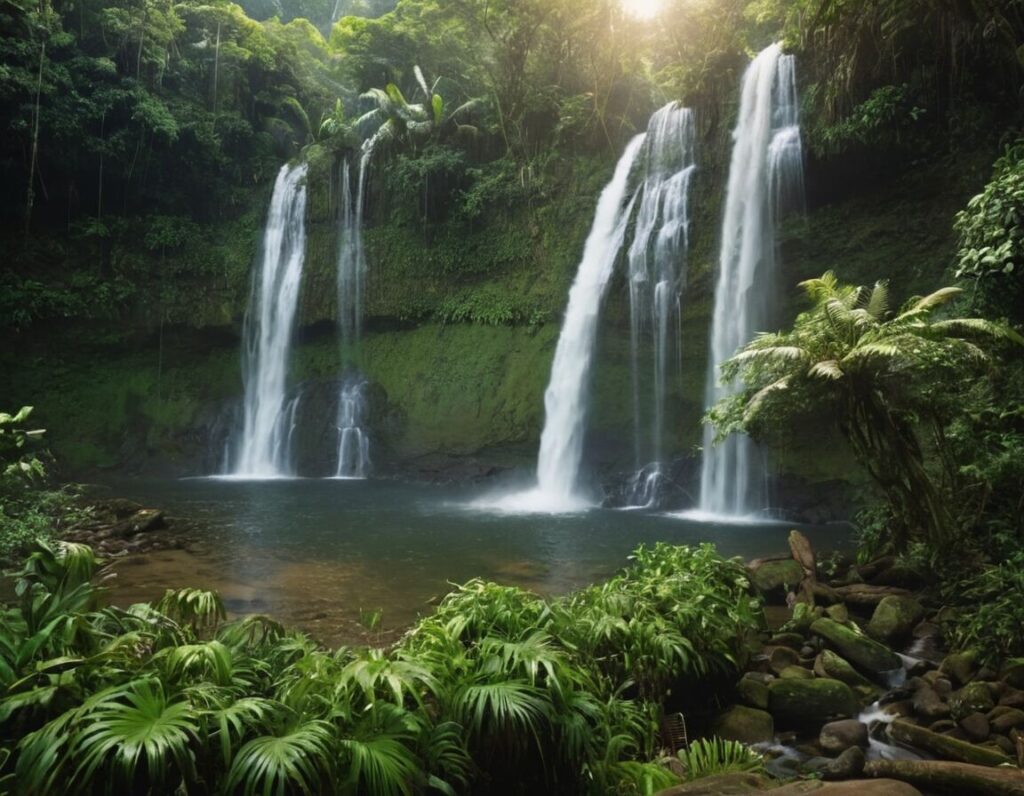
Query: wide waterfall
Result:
<box><xmin>333</xmin><ymin>139</ymin><xmax>375</xmax><ymax>477</ymax></box>
<box><xmin>231</xmin><ymin>163</ymin><xmax>309</xmax><ymax>477</ymax></box>
<box><xmin>624</xmin><ymin>104</ymin><xmax>697</xmax><ymax>507</ymax></box>
<box><xmin>483</xmin><ymin>134</ymin><xmax>645</xmax><ymax>512</ymax></box>
<box><xmin>696</xmin><ymin>43</ymin><xmax>803</xmax><ymax>518</ymax></box>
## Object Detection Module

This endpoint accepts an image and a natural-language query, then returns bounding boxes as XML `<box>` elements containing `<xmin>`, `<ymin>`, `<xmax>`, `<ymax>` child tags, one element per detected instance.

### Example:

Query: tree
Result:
<box><xmin>709</xmin><ymin>272</ymin><xmax>1023</xmax><ymax>551</ymax></box>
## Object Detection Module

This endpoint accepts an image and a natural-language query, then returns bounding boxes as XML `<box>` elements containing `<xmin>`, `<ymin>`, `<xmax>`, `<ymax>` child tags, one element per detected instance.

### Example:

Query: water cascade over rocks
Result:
<box><xmin>230</xmin><ymin>162</ymin><xmax>309</xmax><ymax>477</ymax></box>
<box><xmin>624</xmin><ymin>104</ymin><xmax>697</xmax><ymax>508</ymax></box>
<box><xmin>695</xmin><ymin>43</ymin><xmax>803</xmax><ymax>519</ymax></box>
<box><xmin>333</xmin><ymin>138</ymin><xmax>377</xmax><ymax>477</ymax></box>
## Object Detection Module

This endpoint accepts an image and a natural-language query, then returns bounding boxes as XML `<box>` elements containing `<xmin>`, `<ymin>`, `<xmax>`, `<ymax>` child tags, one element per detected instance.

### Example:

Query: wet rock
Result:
<box><xmin>814</xmin><ymin>650</ymin><xmax>869</xmax><ymax>686</ymax></box>
<box><xmin>801</xmin><ymin>645</ymin><xmax>818</xmax><ymax>658</ymax></box>
<box><xmin>769</xmin><ymin>779</ymin><xmax>922</xmax><ymax>795</ymax></box>
<box><xmin>990</xmin><ymin>734</ymin><xmax>1016</xmax><ymax>756</ymax></box>
<box><xmin>711</xmin><ymin>705</ymin><xmax>775</xmax><ymax>745</ymax></box>
<box><xmin>940</xmin><ymin>651</ymin><xmax>980</xmax><ymax>686</ymax></box>
<box><xmin>820</xmin><ymin>719</ymin><xmax>869</xmax><ymax>754</ymax></box>
<box><xmin>821</xmin><ymin>746</ymin><xmax>866</xmax><ymax>780</ymax></box>
<box><xmin>959</xmin><ymin>712</ymin><xmax>990</xmax><ymax>742</ymax></box>
<box><xmin>990</xmin><ymin>707</ymin><xmax>1024</xmax><ymax>734</ymax></box>
<box><xmin>1000</xmin><ymin>687</ymin><xmax>1024</xmax><ymax>709</ymax></box>
<box><xmin>866</xmin><ymin>596</ymin><xmax>925</xmax><ymax>646</ymax></box>
<box><xmin>780</xmin><ymin>665</ymin><xmax>814</xmax><ymax>680</ymax></box>
<box><xmin>769</xmin><ymin>678</ymin><xmax>858</xmax><ymax>728</ymax></box>
<box><xmin>656</xmin><ymin>772</ymin><xmax>770</xmax><ymax>795</ymax></box>
<box><xmin>951</xmin><ymin>682</ymin><xmax>996</xmax><ymax>719</ymax></box>
<box><xmin>751</xmin><ymin>558</ymin><xmax>804</xmax><ymax>603</ymax></box>
<box><xmin>770</xmin><ymin>632</ymin><xmax>806</xmax><ymax>649</ymax></box>
<box><xmin>736</xmin><ymin>675</ymin><xmax>771</xmax><ymax>710</ymax></box>
<box><xmin>768</xmin><ymin>645</ymin><xmax>802</xmax><ymax>675</ymax></box>
<box><xmin>1001</xmin><ymin>658</ymin><xmax>1024</xmax><ymax>690</ymax></box>
<box><xmin>912</xmin><ymin>684</ymin><xmax>950</xmax><ymax>720</ymax></box>
<box><xmin>825</xmin><ymin>604</ymin><xmax>850</xmax><ymax>624</ymax></box>
<box><xmin>810</xmin><ymin>618</ymin><xmax>902</xmax><ymax>677</ymax></box>
<box><xmin>930</xmin><ymin>719</ymin><xmax>957</xmax><ymax>733</ymax></box>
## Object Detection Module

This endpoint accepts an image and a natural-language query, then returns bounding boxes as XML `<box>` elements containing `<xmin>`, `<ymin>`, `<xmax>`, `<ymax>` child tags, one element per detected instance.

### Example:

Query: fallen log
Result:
<box><xmin>865</xmin><ymin>759</ymin><xmax>1024</xmax><ymax>796</ymax></box>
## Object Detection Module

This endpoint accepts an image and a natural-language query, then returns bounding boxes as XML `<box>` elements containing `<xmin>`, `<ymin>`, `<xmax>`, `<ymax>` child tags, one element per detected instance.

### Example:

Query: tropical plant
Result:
<box><xmin>676</xmin><ymin>737</ymin><xmax>765</xmax><ymax>780</ymax></box>
<box><xmin>944</xmin><ymin>551</ymin><xmax>1024</xmax><ymax>664</ymax></box>
<box><xmin>709</xmin><ymin>272</ymin><xmax>1023</xmax><ymax>551</ymax></box>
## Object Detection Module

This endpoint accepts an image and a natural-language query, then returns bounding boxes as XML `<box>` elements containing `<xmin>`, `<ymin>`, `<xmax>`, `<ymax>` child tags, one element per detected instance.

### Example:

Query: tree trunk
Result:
<box><xmin>865</xmin><ymin>759</ymin><xmax>1024</xmax><ymax>795</ymax></box>
<box><xmin>25</xmin><ymin>39</ymin><xmax>46</xmax><ymax>235</ymax></box>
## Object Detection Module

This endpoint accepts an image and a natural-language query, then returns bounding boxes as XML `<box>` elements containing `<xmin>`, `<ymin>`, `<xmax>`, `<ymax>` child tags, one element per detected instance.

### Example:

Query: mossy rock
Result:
<box><xmin>711</xmin><ymin>704</ymin><xmax>775</xmax><ymax>744</ymax></box>
<box><xmin>768</xmin><ymin>677</ymin><xmax>858</xmax><ymax>728</ymax></box>
<box><xmin>999</xmin><ymin>658</ymin><xmax>1024</xmax><ymax>689</ymax></box>
<box><xmin>780</xmin><ymin>665</ymin><xmax>815</xmax><ymax>680</ymax></box>
<box><xmin>951</xmin><ymin>682</ymin><xmax>996</xmax><ymax>720</ymax></box>
<box><xmin>751</xmin><ymin>559</ymin><xmax>804</xmax><ymax>603</ymax></box>
<box><xmin>810</xmin><ymin>618</ymin><xmax>902</xmax><ymax>678</ymax></box>
<box><xmin>814</xmin><ymin>650</ymin><xmax>879</xmax><ymax>693</ymax></box>
<box><xmin>867</xmin><ymin>595</ymin><xmax>925</xmax><ymax>645</ymax></box>
<box><xmin>736</xmin><ymin>675</ymin><xmax>771</xmax><ymax>710</ymax></box>
<box><xmin>940</xmin><ymin>651</ymin><xmax>980</xmax><ymax>686</ymax></box>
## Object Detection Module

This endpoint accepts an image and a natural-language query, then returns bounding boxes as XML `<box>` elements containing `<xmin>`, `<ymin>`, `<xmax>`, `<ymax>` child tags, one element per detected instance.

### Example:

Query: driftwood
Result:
<box><xmin>865</xmin><ymin>759</ymin><xmax>1024</xmax><ymax>796</ymax></box>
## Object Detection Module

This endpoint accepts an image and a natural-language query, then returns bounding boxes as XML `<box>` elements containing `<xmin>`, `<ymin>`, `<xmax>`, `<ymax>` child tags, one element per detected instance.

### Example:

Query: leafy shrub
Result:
<box><xmin>816</xmin><ymin>84</ymin><xmax>926</xmax><ymax>155</ymax></box>
<box><xmin>945</xmin><ymin>551</ymin><xmax>1024</xmax><ymax>664</ymax></box>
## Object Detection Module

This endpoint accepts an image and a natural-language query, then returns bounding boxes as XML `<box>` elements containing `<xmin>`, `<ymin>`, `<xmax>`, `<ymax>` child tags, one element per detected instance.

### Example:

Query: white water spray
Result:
<box><xmin>625</xmin><ymin>103</ymin><xmax>697</xmax><ymax>507</ymax></box>
<box><xmin>333</xmin><ymin>376</ymin><xmax>370</xmax><ymax>478</ymax></box>
<box><xmin>231</xmin><ymin>163</ymin><xmax>308</xmax><ymax>477</ymax></box>
<box><xmin>696</xmin><ymin>43</ymin><xmax>803</xmax><ymax>518</ymax></box>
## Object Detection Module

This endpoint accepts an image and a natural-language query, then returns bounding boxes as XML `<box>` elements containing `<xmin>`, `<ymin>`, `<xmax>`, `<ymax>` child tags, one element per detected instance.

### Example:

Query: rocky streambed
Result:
<box><xmin>666</xmin><ymin>531</ymin><xmax>1024</xmax><ymax>795</ymax></box>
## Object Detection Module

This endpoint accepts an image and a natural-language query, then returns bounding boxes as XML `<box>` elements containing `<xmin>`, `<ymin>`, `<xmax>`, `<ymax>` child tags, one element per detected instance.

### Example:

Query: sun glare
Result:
<box><xmin>621</xmin><ymin>0</ymin><xmax>663</xmax><ymax>20</ymax></box>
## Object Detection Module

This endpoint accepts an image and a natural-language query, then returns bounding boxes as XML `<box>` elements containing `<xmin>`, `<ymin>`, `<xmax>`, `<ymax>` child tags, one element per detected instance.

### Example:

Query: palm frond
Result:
<box><xmin>907</xmin><ymin>285</ymin><xmax>962</xmax><ymax>313</ymax></box>
<box><xmin>866</xmin><ymin>280</ymin><xmax>890</xmax><ymax>319</ymax></box>
<box><xmin>808</xmin><ymin>360</ymin><xmax>844</xmax><ymax>380</ymax></box>
<box><xmin>931</xmin><ymin>318</ymin><xmax>1024</xmax><ymax>345</ymax></box>
<box><xmin>224</xmin><ymin>720</ymin><xmax>335</xmax><ymax>796</ymax></box>
<box><xmin>339</xmin><ymin>733</ymin><xmax>421</xmax><ymax>796</ymax></box>
<box><xmin>743</xmin><ymin>377</ymin><xmax>790</xmax><ymax>423</ymax></box>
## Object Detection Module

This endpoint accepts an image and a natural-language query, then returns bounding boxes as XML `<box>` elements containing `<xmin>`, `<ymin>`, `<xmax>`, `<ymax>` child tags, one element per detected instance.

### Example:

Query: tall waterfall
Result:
<box><xmin>333</xmin><ymin>139</ymin><xmax>376</xmax><ymax>477</ymax></box>
<box><xmin>625</xmin><ymin>104</ymin><xmax>697</xmax><ymax>507</ymax></box>
<box><xmin>697</xmin><ymin>43</ymin><xmax>803</xmax><ymax>517</ymax></box>
<box><xmin>485</xmin><ymin>134</ymin><xmax>644</xmax><ymax>512</ymax></box>
<box><xmin>232</xmin><ymin>163</ymin><xmax>309</xmax><ymax>477</ymax></box>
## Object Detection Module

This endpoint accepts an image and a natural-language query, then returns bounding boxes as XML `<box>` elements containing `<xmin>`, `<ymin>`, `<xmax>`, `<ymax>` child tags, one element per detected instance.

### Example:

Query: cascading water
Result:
<box><xmin>333</xmin><ymin>138</ymin><xmax>376</xmax><ymax>477</ymax></box>
<box><xmin>230</xmin><ymin>162</ymin><xmax>308</xmax><ymax>478</ymax></box>
<box><xmin>333</xmin><ymin>376</ymin><xmax>370</xmax><ymax>478</ymax></box>
<box><xmin>483</xmin><ymin>135</ymin><xmax>645</xmax><ymax>512</ymax></box>
<box><xmin>695</xmin><ymin>43</ymin><xmax>803</xmax><ymax>518</ymax></box>
<box><xmin>624</xmin><ymin>103</ymin><xmax>697</xmax><ymax>507</ymax></box>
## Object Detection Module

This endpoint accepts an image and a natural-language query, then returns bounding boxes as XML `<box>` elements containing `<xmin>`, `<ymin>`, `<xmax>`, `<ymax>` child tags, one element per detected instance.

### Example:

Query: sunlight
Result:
<box><xmin>621</xmin><ymin>0</ymin><xmax>663</xmax><ymax>20</ymax></box>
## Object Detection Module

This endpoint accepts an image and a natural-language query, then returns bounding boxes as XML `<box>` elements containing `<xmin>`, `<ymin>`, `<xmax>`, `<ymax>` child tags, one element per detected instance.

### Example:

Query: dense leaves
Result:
<box><xmin>0</xmin><ymin>540</ymin><xmax>761</xmax><ymax>794</ymax></box>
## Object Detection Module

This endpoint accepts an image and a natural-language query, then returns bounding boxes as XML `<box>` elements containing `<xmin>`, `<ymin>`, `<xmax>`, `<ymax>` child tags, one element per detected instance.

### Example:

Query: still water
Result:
<box><xmin>97</xmin><ymin>477</ymin><xmax>851</xmax><ymax>646</ymax></box>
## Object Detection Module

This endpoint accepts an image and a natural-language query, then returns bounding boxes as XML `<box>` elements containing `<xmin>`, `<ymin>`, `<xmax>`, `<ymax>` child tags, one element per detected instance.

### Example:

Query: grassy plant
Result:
<box><xmin>677</xmin><ymin>737</ymin><xmax>765</xmax><ymax>781</ymax></box>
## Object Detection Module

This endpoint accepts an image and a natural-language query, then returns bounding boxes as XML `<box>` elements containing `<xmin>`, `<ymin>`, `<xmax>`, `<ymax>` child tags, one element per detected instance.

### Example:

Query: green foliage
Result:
<box><xmin>710</xmin><ymin>271</ymin><xmax>1023</xmax><ymax>552</ymax></box>
<box><xmin>955</xmin><ymin>139</ymin><xmax>1024</xmax><ymax>322</ymax></box>
<box><xmin>0</xmin><ymin>542</ymin><xmax>761</xmax><ymax>793</ymax></box>
<box><xmin>945</xmin><ymin>552</ymin><xmax>1024</xmax><ymax>664</ymax></box>
<box><xmin>677</xmin><ymin>737</ymin><xmax>765</xmax><ymax>780</ymax></box>
<box><xmin>816</xmin><ymin>84</ymin><xmax>926</xmax><ymax>155</ymax></box>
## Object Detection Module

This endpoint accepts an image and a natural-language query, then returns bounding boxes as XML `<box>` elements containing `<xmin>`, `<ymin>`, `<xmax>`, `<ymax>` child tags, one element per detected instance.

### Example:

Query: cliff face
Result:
<box><xmin>1</xmin><ymin>129</ymin><xmax>993</xmax><ymax>507</ymax></box>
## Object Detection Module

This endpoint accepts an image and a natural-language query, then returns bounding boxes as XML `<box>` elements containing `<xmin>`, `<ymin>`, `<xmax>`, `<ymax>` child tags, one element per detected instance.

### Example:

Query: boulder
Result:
<box><xmin>810</xmin><ymin>618</ymin><xmax>902</xmax><ymax>678</ymax></box>
<box><xmin>940</xmin><ymin>651</ymin><xmax>979</xmax><ymax>686</ymax></box>
<box><xmin>864</xmin><ymin>759</ymin><xmax>1024</xmax><ymax>796</ymax></box>
<box><xmin>912</xmin><ymin>684</ymin><xmax>950</xmax><ymax>720</ymax></box>
<box><xmin>736</xmin><ymin>674</ymin><xmax>771</xmax><ymax>710</ymax></box>
<box><xmin>712</xmin><ymin>705</ymin><xmax>775</xmax><ymax>744</ymax></box>
<box><xmin>768</xmin><ymin>779</ymin><xmax>922</xmax><ymax>795</ymax></box>
<box><xmin>822</xmin><ymin>746</ymin><xmax>866</xmax><ymax>780</ymax></box>
<box><xmin>751</xmin><ymin>559</ymin><xmax>805</xmax><ymax>602</ymax></box>
<box><xmin>1001</xmin><ymin>658</ymin><xmax>1024</xmax><ymax>690</ymax></box>
<box><xmin>767</xmin><ymin>645</ymin><xmax>802</xmax><ymax>675</ymax></box>
<box><xmin>780</xmin><ymin>665</ymin><xmax>814</xmax><ymax>680</ymax></box>
<box><xmin>866</xmin><ymin>596</ymin><xmax>924</xmax><ymax>646</ymax></box>
<box><xmin>1001</xmin><ymin>687</ymin><xmax>1024</xmax><ymax>709</ymax></box>
<box><xmin>990</xmin><ymin>707</ymin><xmax>1024</xmax><ymax>734</ymax></box>
<box><xmin>769</xmin><ymin>678</ymin><xmax>858</xmax><ymax>728</ymax></box>
<box><xmin>952</xmin><ymin>682</ymin><xmax>996</xmax><ymax>719</ymax></box>
<box><xmin>959</xmin><ymin>712</ymin><xmax>990</xmax><ymax>742</ymax></box>
<box><xmin>825</xmin><ymin>604</ymin><xmax>850</xmax><ymax>624</ymax></box>
<box><xmin>820</xmin><ymin>719</ymin><xmax>869</xmax><ymax>754</ymax></box>
<box><xmin>886</xmin><ymin>719</ymin><xmax>1012</xmax><ymax>766</ymax></box>
<box><xmin>655</xmin><ymin>772</ymin><xmax>769</xmax><ymax>795</ymax></box>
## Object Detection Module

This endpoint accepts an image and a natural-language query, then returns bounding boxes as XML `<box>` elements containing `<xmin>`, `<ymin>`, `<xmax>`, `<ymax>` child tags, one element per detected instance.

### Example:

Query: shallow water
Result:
<box><xmin>94</xmin><ymin>477</ymin><xmax>852</xmax><ymax>646</ymax></box>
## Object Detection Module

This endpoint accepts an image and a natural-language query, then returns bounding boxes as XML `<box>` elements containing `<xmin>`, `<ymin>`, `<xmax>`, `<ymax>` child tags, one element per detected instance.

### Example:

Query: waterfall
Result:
<box><xmin>333</xmin><ymin>376</ymin><xmax>370</xmax><ymax>478</ymax></box>
<box><xmin>333</xmin><ymin>138</ymin><xmax>376</xmax><ymax>477</ymax></box>
<box><xmin>231</xmin><ymin>162</ymin><xmax>308</xmax><ymax>477</ymax></box>
<box><xmin>484</xmin><ymin>134</ymin><xmax>644</xmax><ymax>512</ymax></box>
<box><xmin>696</xmin><ymin>43</ymin><xmax>803</xmax><ymax>518</ymax></box>
<box><xmin>624</xmin><ymin>103</ymin><xmax>697</xmax><ymax>507</ymax></box>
